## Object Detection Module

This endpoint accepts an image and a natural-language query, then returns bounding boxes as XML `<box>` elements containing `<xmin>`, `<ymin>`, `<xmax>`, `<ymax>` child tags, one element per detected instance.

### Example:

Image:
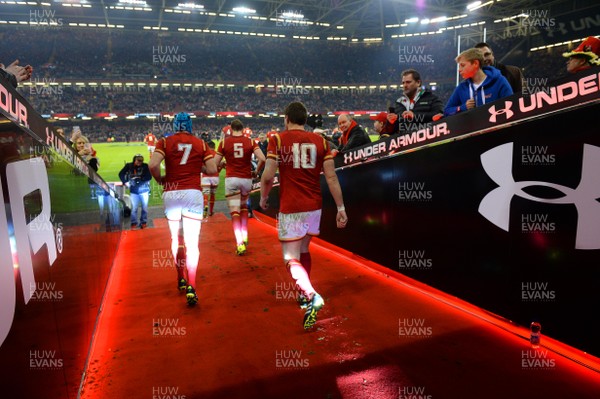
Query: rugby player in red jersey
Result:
<box><xmin>201</xmin><ymin>141</ymin><xmax>221</xmax><ymax>218</ymax></box>
<box><xmin>260</xmin><ymin>102</ymin><xmax>348</xmax><ymax>330</ymax></box>
<box><xmin>213</xmin><ymin>119</ymin><xmax>265</xmax><ymax>255</ymax></box>
<box><xmin>149</xmin><ymin>112</ymin><xmax>217</xmax><ymax>306</ymax></box>
<box><xmin>143</xmin><ymin>131</ymin><xmax>157</xmax><ymax>158</ymax></box>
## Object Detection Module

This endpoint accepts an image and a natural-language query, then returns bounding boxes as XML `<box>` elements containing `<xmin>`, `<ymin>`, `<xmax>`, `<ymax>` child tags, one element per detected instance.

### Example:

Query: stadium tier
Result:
<box><xmin>2</xmin><ymin>1</ymin><xmax>600</xmax><ymax>397</ymax></box>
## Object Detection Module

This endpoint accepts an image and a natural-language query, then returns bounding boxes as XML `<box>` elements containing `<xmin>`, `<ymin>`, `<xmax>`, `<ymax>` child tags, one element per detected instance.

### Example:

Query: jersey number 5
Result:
<box><xmin>233</xmin><ymin>142</ymin><xmax>244</xmax><ymax>159</ymax></box>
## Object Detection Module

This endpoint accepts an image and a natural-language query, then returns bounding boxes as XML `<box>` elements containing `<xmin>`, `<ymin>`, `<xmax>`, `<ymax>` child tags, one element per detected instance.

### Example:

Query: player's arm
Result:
<box><xmin>204</xmin><ymin>157</ymin><xmax>218</xmax><ymax>175</ymax></box>
<box><xmin>253</xmin><ymin>147</ymin><xmax>266</xmax><ymax>176</ymax></box>
<box><xmin>149</xmin><ymin>151</ymin><xmax>165</xmax><ymax>184</ymax></box>
<box><xmin>323</xmin><ymin>158</ymin><xmax>348</xmax><ymax>228</ymax></box>
<box><xmin>259</xmin><ymin>157</ymin><xmax>277</xmax><ymax>209</ymax></box>
<box><xmin>212</xmin><ymin>153</ymin><xmax>223</xmax><ymax>169</ymax></box>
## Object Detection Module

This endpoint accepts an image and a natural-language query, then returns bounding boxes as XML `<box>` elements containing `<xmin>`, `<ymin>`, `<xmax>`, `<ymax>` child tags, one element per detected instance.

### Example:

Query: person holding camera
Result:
<box><xmin>119</xmin><ymin>154</ymin><xmax>152</xmax><ymax>229</ymax></box>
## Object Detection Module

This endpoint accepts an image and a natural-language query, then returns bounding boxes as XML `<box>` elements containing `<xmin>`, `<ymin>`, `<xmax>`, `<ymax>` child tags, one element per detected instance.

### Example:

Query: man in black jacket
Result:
<box><xmin>119</xmin><ymin>154</ymin><xmax>152</xmax><ymax>229</ymax></box>
<box><xmin>336</xmin><ymin>114</ymin><xmax>371</xmax><ymax>153</ymax></box>
<box><xmin>475</xmin><ymin>42</ymin><xmax>524</xmax><ymax>94</ymax></box>
<box><xmin>390</xmin><ymin>69</ymin><xmax>443</xmax><ymax>134</ymax></box>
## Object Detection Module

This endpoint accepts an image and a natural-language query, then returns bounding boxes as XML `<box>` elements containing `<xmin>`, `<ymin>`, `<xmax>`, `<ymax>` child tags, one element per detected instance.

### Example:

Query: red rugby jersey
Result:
<box><xmin>144</xmin><ymin>133</ymin><xmax>157</xmax><ymax>146</ymax></box>
<box><xmin>217</xmin><ymin>135</ymin><xmax>258</xmax><ymax>179</ymax></box>
<box><xmin>155</xmin><ymin>132</ymin><xmax>213</xmax><ymax>191</ymax></box>
<box><xmin>267</xmin><ymin>129</ymin><xmax>332</xmax><ymax>214</ymax></box>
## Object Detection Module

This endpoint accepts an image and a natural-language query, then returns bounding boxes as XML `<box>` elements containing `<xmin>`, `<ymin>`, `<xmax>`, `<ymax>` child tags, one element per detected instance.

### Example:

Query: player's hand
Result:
<box><xmin>125</xmin><ymin>182</ymin><xmax>130</xmax><ymax>188</ymax></box>
<box><xmin>336</xmin><ymin>210</ymin><xmax>348</xmax><ymax>228</ymax></box>
<box><xmin>401</xmin><ymin>110</ymin><xmax>414</xmax><ymax>120</ymax></box>
<box><xmin>466</xmin><ymin>99</ymin><xmax>476</xmax><ymax>109</ymax></box>
<box><xmin>259</xmin><ymin>196</ymin><xmax>268</xmax><ymax>210</ymax></box>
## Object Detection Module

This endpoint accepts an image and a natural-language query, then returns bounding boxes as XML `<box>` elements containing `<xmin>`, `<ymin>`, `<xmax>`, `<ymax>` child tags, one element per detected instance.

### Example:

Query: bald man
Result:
<box><xmin>336</xmin><ymin>114</ymin><xmax>370</xmax><ymax>153</ymax></box>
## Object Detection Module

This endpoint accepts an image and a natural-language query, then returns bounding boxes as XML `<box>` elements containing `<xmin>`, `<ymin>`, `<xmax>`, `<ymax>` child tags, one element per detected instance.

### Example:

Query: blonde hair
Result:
<box><xmin>75</xmin><ymin>135</ymin><xmax>89</xmax><ymax>145</ymax></box>
<box><xmin>456</xmin><ymin>48</ymin><xmax>484</xmax><ymax>67</ymax></box>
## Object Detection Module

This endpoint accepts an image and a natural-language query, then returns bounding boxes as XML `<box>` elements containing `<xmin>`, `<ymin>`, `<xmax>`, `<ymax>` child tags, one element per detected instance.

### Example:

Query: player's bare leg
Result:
<box><xmin>202</xmin><ymin>186</ymin><xmax>210</xmax><ymax>219</ymax></box>
<box><xmin>168</xmin><ymin>219</ymin><xmax>188</xmax><ymax>291</ymax></box>
<box><xmin>226</xmin><ymin>191</ymin><xmax>245</xmax><ymax>255</ymax></box>
<box><xmin>282</xmin><ymin>236</ymin><xmax>324</xmax><ymax>330</ymax></box>
<box><xmin>176</xmin><ymin>220</ymin><xmax>188</xmax><ymax>290</ymax></box>
<box><xmin>208</xmin><ymin>185</ymin><xmax>217</xmax><ymax>216</ymax></box>
<box><xmin>240</xmin><ymin>193</ymin><xmax>249</xmax><ymax>247</ymax></box>
<box><xmin>182</xmin><ymin>216</ymin><xmax>202</xmax><ymax>306</ymax></box>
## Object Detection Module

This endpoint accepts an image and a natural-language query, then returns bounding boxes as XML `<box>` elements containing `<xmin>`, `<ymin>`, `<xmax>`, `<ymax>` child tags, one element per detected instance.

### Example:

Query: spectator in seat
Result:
<box><xmin>336</xmin><ymin>113</ymin><xmax>370</xmax><ymax>153</ymax></box>
<box><xmin>444</xmin><ymin>48</ymin><xmax>513</xmax><ymax>117</ymax></box>
<box><xmin>390</xmin><ymin>69</ymin><xmax>443</xmax><ymax>133</ymax></box>
<box><xmin>563</xmin><ymin>36</ymin><xmax>600</xmax><ymax>74</ymax></box>
<box><xmin>370</xmin><ymin>112</ymin><xmax>395</xmax><ymax>139</ymax></box>
<box><xmin>475</xmin><ymin>42</ymin><xmax>525</xmax><ymax>94</ymax></box>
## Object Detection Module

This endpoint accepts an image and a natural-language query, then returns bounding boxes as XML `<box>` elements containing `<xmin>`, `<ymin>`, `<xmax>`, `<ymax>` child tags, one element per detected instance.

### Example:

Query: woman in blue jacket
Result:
<box><xmin>444</xmin><ymin>48</ymin><xmax>513</xmax><ymax>116</ymax></box>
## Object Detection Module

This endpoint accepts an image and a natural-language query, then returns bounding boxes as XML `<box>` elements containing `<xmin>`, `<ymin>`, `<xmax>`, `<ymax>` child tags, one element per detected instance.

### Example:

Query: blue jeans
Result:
<box><xmin>130</xmin><ymin>191</ymin><xmax>149</xmax><ymax>225</ymax></box>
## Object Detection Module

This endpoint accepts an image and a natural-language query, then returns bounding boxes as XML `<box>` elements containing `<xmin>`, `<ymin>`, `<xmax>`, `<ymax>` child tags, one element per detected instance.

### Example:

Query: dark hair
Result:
<box><xmin>285</xmin><ymin>102</ymin><xmax>308</xmax><ymax>125</ymax></box>
<box><xmin>474</xmin><ymin>42</ymin><xmax>492</xmax><ymax>50</ymax></box>
<box><xmin>401</xmin><ymin>69</ymin><xmax>421</xmax><ymax>83</ymax></box>
<box><xmin>208</xmin><ymin>141</ymin><xmax>216</xmax><ymax>149</ymax></box>
<box><xmin>230</xmin><ymin>119</ymin><xmax>244</xmax><ymax>132</ymax></box>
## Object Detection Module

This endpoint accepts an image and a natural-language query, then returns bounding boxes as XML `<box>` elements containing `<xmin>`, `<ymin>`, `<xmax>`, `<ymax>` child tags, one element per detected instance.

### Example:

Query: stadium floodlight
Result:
<box><xmin>178</xmin><ymin>2</ymin><xmax>203</xmax><ymax>9</ymax></box>
<box><xmin>420</xmin><ymin>19</ymin><xmax>430</xmax><ymax>25</ymax></box>
<box><xmin>466</xmin><ymin>1</ymin><xmax>481</xmax><ymax>10</ymax></box>
<box><xmin>120</xmin><ymin>0</ymin><xmax>147</xmax><ymax>5</ymax></box>
<box><xmin>281</xmin><ymin>11</ymin><xmax>304</xmax><ymax>19</ymax></box>
<box><xmin>232</xmin><ymin>7</ymin><xmax>255</xmax><ymax>14</ymax></box>
<box><xmin>467</xmin><ymin>0</ymin><xmax>493</xmax><ymax>11</ymax></box>
<box><xmin>405</xmin><ymin>17</ymin><xmax>419</xmax><ymax>23</ymax></box>
<box><xmin>430</xmin><ymin>16</ymin><xmax>447</xmax><ymax>23</ymax></box>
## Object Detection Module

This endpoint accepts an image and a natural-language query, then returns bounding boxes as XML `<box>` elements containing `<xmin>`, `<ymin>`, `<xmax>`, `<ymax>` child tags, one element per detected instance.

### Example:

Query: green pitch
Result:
<box><xmin>92</xmin><ymin>142</ymin><xmax>226</xmax><ymax>206</ymax></box>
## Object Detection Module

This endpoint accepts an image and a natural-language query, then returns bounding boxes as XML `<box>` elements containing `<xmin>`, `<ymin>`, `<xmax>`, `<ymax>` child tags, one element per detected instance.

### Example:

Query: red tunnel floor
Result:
<box><xmin>80</xmin><ymin>212</ymin><xmax>600</xmax><ymax>399</ymax></box>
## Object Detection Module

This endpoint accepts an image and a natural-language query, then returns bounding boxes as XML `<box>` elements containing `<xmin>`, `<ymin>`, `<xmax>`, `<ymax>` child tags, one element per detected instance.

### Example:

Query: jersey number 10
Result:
<box><xmin>292</xmin><ymin>143</ymin><xmax>316</xmax><ymax>169</ymax></box>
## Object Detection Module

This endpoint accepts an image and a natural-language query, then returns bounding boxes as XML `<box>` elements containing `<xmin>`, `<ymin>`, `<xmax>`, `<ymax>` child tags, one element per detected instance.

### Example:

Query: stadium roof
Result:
<box><xmin>0</xmin><ymin>0</ymin><xmax>594</xmax><ymax>41</ymax></box>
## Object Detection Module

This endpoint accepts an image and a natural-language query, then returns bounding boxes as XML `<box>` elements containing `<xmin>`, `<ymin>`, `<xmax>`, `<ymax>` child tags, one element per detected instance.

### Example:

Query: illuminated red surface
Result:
<box><xmin>81</xmin><ymin>212</ymin><xmax>600</xmax><ymax>399</ymax></box>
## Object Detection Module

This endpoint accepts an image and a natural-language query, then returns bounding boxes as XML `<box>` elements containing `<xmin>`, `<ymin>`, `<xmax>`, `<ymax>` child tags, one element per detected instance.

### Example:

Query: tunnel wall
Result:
<box><xmin>252</xmin><ymin>67</ymin><xmax>600</xmax><ymax>359</ymax></box>
<box><xmin>0</xmin><ymin>75</ymin><xmax>124</xmax><ymax>398</ymax></box>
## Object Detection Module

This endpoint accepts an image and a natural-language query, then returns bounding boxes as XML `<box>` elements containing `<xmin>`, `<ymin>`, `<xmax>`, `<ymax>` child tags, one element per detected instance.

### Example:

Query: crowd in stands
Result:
<box><xmin>1</xmin><ymin>27</ymin><xmax>460</xmax><ymax>85</ymax></box>
<box><xmin>54</xmin><ymin>115</ymin><xmax>361</xmax><ymax>144</ymax></box>
<box><xmin>19</xmin><ymin>84</ymin><xmax>455</xmax><ymax>116</ymax></box>
<box><xmin>0</xmin><ymin>25</ymin><xmax>575</xmax><ymax>145</ymax></box>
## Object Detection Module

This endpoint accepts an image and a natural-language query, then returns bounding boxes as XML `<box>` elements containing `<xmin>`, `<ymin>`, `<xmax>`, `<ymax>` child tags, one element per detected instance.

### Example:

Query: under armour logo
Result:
<box><xmin>479</xmin><ymin>142</ymin><xmax>600</xmax><ymax>249</ymax></box>
<box><xmin>488</xmin><ymin>101</ymin><xmax>514</xmax><ymax>123</ymax></box>
<box><xmin>343</xmin><ymin>152</ymin><xmax>353</xmax><ymax>164</ymax></box>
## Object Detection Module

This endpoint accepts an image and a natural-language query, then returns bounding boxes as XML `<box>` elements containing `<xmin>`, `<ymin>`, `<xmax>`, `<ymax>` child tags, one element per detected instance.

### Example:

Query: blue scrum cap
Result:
<box><xmin>173</xmin><ymin>112</ymin><xmax>192</xmax><ymax>133</ymax></box>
